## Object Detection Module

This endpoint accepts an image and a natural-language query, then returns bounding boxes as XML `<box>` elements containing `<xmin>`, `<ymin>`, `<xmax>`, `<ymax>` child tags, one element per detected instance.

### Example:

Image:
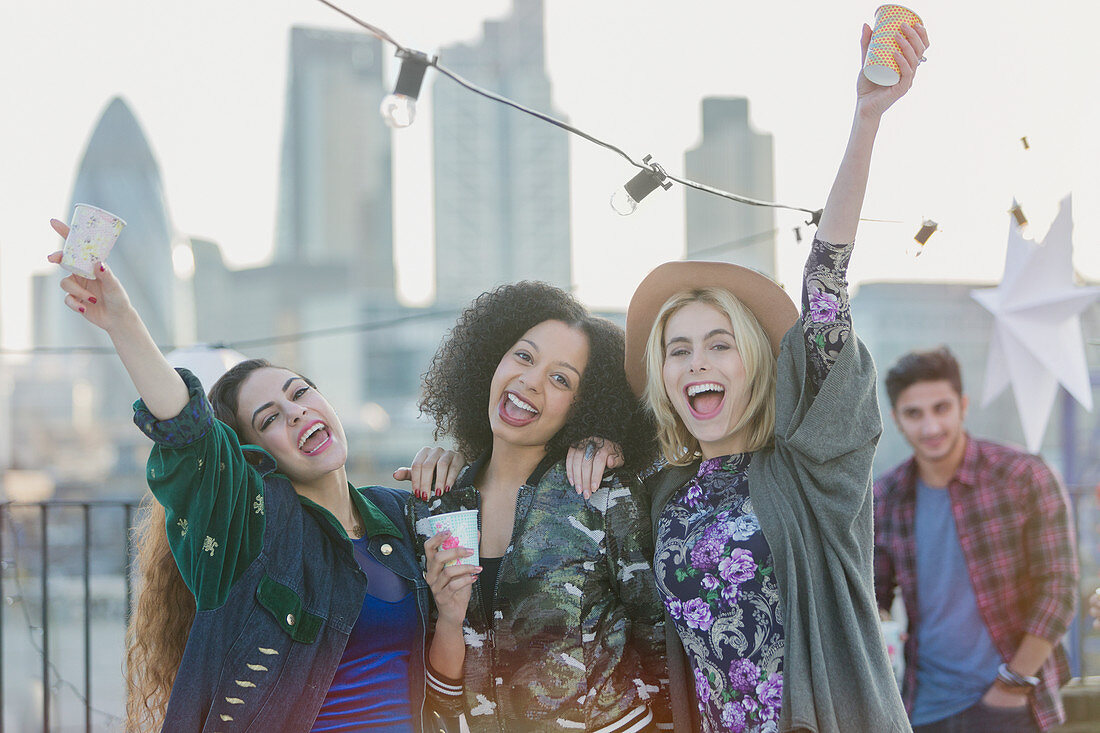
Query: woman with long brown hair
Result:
<box><xmin>47</xmin><ymin>222</ymin><xmax>472</xmax><ymax>732</ymax></box>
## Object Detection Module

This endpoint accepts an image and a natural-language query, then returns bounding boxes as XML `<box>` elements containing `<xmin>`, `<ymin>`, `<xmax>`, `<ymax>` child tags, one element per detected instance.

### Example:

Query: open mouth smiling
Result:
<box><xmin>297</xmin><ymin>420</ymin><xmax>333</xmax><ymax>454</ymax></box>
<box><xmin>498</xmin><ymin>391</ymin><xmax>540</xmax><ymax>427</ymax></box>
<box><xmin>685</xmin><ymin>381</ymin><xmax>726</xmax><ymax>420</ymax></box>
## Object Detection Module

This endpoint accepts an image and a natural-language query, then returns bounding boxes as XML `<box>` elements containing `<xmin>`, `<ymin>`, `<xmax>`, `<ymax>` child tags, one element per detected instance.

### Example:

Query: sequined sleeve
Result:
<box><xmin>802</xmin><ymin>236</ymin><xmax>855</xmax><ymax>389</ymax></box>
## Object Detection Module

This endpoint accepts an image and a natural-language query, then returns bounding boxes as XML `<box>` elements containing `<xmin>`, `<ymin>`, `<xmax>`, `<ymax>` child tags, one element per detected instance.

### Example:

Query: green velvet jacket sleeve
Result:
<box><xmin>133</xmin><ymin>368</ymin><xmax>266</xmax><ymax>611</ymax></box>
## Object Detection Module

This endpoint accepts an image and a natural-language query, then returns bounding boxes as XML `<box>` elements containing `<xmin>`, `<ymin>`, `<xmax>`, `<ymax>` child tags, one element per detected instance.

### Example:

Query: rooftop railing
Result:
<box><xmin>1</xmin><ymin>486</ymin><xmax>1097</xmax><ymax>732</ymax></box>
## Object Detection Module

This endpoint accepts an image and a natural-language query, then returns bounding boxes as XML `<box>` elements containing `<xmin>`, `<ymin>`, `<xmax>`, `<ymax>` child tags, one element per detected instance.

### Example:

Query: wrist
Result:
<box><xmin>996</xmin><ymin>662</ymin><xmax>1039</xmax><ymax>691</ymax></box>
<box><xmin>434</xmin><ymin>616</ymin><xmax>465</xmax><ymax>634</ymax></box>
<box><xmin>852</xmin><ymin>104</ymin><xmax>884</xmax><ymax>130</ymax></box>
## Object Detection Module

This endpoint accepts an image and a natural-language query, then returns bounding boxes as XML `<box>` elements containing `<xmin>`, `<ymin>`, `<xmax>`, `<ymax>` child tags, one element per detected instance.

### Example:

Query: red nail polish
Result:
<box><xmin>99</xmin><ymin>263</ymin><xmax>105</xmax><ymax>272</ymax></box>
<box><xmin>88</xmin><ymin>297</ymin><xmax>97</xmax><ymax>304</ymax></box>
<box><xmin>78</xmin><ymin>306</ymin><xmax>85</xmax><ymax>313</ymax></box>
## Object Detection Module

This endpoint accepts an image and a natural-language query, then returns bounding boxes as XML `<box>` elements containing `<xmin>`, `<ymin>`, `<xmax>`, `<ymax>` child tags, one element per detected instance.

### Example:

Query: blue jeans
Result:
<box><xmin>913</xmin><ymin>698</ymin><xmax>1038</xmax><ymax>733</ymax></box>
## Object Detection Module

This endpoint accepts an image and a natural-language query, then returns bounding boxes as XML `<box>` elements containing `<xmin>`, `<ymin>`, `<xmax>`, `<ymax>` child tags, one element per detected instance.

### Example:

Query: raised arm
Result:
<box><xmin>49</xmin><ymin>218</ymin><xmax>188</xmax><ymax>419</ymax></box>
<box><xmin>815</xmin><ymin>21</ymin><xmax>928</xmax><ymax>244</ymax></box>
<box><xmin>803</xmin><ymin>22</ymin><xmax>928</xmax><ymax>386</ymax></box>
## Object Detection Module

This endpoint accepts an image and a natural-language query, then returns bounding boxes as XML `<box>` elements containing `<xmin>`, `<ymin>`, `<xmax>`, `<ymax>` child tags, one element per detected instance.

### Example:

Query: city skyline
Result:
<box><xmin>3</xmin><ymin>0</ymin><xmax>1100</xmax><ymax>357</ymax></box>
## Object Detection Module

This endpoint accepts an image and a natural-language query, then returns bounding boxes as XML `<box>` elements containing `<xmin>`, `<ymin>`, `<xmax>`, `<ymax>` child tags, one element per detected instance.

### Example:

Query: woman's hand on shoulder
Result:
<box><xmin>855</xmin><ymin>21</ymin><xmax>929</xmax><ymax>121</ymax></box>
<box><xmin>393</xmin><ymin>446</ymin><xmax>466</xmax><ymax>500</ymax></box>
<box><xmin>48</xmin><ymin>218</ymin><xmax>136</xmax><ymax>335</ymax></box>
<box><xmin>424</xmin><ymin>530</ymin><xmax>479</xmax><ymax>626</ymax></box>
<box><xmin>566</xmin><ymin>438</ymin><xmax>624</xmax><ymax>500</ymax></box>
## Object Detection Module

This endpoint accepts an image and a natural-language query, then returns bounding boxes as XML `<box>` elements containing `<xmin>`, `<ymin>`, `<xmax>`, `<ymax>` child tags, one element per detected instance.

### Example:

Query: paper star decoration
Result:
<box><xmin>971</xmin><ymin>195</ymin><xmax>1100</xmax><ymax>451</ymax></box>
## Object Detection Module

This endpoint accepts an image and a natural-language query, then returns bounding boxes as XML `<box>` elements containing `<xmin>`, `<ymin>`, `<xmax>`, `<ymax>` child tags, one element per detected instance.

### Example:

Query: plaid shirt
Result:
<box><xmin>873</xmin><ymin>436</ymin><xmax>1078</xmax><ymax>732</ymax></box>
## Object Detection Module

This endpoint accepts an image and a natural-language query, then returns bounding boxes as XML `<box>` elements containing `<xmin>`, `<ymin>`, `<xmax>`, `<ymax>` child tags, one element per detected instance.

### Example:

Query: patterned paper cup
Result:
<box><xmin>416</xmin><ymin>509</ymin><xmax>479</xmax><ymax>567</ymax></box>
<box><xmin>61</xmin><ymin>204</ymin><xmax>126</xmax><ymax>279</ymax></box>
<box><xmin>862</xmin><ymin>4</ymin><xmax>924</xmax><ymax>86</ymax></box>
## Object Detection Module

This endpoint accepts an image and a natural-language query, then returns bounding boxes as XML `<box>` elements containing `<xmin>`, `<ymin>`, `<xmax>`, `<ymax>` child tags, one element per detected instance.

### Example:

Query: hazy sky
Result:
<box><xmin>2</xmin><ymin>0</ymin><xmax>1098</xmax><ymax>352</ymax></box>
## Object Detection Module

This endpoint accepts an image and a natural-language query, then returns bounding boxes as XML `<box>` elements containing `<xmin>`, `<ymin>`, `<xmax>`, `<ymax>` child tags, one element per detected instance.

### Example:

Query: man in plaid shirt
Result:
<box><xmin>874</xmin><ymin>347</ymin><xmax>1078</xmax><ymax>733</ymax></box>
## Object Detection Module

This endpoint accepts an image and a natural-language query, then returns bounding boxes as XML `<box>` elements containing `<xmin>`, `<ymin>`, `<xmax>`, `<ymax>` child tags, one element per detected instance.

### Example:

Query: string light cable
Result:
<box><xmin>317</xmin><ymin>0</ymin><xmax>830</xmax><ymax>223</ymax></box>
<box><xmin>0</xmin><ymin>307</ymin><xmax>461</xmax><ymax>356</ymax></box>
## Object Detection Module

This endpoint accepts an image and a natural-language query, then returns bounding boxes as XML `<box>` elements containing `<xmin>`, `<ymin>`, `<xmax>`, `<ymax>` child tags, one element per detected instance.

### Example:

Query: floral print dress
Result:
<box><xmin>653</xmin><ymin>236</ymin><xmax>854</xmax><ymax>733</ymax></box>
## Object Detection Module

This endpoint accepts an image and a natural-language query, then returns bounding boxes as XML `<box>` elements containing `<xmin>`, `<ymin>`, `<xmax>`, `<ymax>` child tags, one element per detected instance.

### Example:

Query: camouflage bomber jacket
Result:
<box><xmin>407</xmin><ymin>453</ymin><xmax>671</xmax><ymax>732</ymax></box>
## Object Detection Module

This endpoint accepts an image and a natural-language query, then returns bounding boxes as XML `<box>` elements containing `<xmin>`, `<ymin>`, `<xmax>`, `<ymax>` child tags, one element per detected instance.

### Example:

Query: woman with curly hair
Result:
<box><xmin>46</xmin><ymin>222</ymin><xmax>472</xmax><ymax>732</ymax></box>
<box><xmin>406</xmin><ymin>281</ymin><xmax>668</xmax><ymax>732</ymax></box>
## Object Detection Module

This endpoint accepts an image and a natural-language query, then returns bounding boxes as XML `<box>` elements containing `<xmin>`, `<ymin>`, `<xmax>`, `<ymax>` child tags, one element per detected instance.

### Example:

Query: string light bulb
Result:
<box><xmin>380</xmin><ymin>49</ymin><xmax>431</xmax><ymax>128</ymax></box>
<box><xmin>610</xmin><ymin>155</ymin><xmax>672</xmax><ymax>215</ymax></box>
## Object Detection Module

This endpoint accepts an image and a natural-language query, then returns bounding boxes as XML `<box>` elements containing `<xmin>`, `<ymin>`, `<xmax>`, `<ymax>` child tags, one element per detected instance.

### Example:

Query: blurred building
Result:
<box><xmin>433</xmin><ymin>0</ymin><xmax>572</xmax><ymax>305</ymax></box>
<box><xmin>684</xmin><ymin>97</ymin><xmax>777</xmax><ymax>278</ymax></box>
<box><xmin>22</xmin><ymin>97</ymin><xmax>176</xmax><ymax>494</ymax></box>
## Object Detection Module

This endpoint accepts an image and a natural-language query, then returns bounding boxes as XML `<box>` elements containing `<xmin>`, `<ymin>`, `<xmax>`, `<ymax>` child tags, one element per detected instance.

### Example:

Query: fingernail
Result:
<box><xmin>444</xmin><ymin>484</ymin><xmax>450</xmax><ymax>492</ymax></box>
<box><xmin>78</xmin><ymin>306</ymin><xmax>85</xmax><ymax>314</ymax></box>
<box><xmin>88</xmin><ymin>297</ymin><xmax>97</xmax><ymax>304</ymax></box>
<box><xmin>99</xmin><ymin>263</ymin><xmax>105</xmax><ymax>272</ymax></box>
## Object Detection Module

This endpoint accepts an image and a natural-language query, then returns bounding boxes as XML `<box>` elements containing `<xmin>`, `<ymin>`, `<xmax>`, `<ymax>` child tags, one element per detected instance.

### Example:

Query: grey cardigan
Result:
<box><xmin>645</xmin><ymin>324</ymin><xmax>911</xmax><ymax>733</ymax></box>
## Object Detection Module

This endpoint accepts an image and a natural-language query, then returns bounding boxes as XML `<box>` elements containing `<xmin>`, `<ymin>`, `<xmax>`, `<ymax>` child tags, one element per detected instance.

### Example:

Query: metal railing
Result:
<box><xmin>0</xmin><ymin>488</ymin><xmax>1097</xmax><ymax>732</ymax></box>
<box><xmin>1</xmin><ymin>500</ymin><xmax>138</xmax><ymax>733</ymax></box>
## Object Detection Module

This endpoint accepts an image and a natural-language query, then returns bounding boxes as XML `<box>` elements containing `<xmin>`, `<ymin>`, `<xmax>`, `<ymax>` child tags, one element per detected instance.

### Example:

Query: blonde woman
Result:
<box><xmin>573</xmin><ymin>20</ymin><xmax>929</xmax><ymax>733</ymax></box>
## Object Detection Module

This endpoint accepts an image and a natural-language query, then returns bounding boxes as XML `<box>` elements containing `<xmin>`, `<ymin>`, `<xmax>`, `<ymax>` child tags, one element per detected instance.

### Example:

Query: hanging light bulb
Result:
<box><xmin>610</xmin><ymin>155</ymin><xmax>672</xmax><ymax>215</ymax></box>
<box><xmin>906</xmin><ymin>219</ymin><xmax>939</xmax><ymax>258</ymax></box>
<box><xmin>380</xmin><ymin>49</ymin><xmax>431</xmax><ymax>128</ymax></box>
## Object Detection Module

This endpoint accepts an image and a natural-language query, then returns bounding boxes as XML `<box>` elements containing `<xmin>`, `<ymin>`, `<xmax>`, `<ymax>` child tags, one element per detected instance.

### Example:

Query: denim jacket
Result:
<box><xmin>162</xmin><ymin>475</ymin><xmax>433</xmax><ymax>731</ymax></box>
<box><xmin>407</xmin><ymin>454</ymin><xmax>670</xmax><ymax>732</ymax></box>
<box><xmin>135</xmin><ymin>369</ymin><xmax>437</xmax><ymax>731</ymax></box>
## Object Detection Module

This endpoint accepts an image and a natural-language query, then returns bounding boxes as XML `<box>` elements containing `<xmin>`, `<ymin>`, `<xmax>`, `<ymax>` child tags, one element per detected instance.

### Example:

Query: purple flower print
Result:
<box><xmin>683</xmin><ymin>598</ymin><xmax>714</xmax><ymax>631</ymax></box>
<box><xmin>720</xmin><ymin>701</ymin><xmax>747</xmax><ymax>732</ymax></box>
<box><xmin>728</xmin><ymin>658</ymin><xmax>760</xmax><ymax>692</ymax></box>
<box><xmin>694</xmin><ymin>668</ymin><xmax>711</xmax><ymax>711</ymax></box>
<box><xmin>701</xmin><ymin>573</ymin><xmax>720</xmax><ymax>591</ymax></box>
<box><xmin>756</xmin><ymin>671</ymin><xmax>784</xmax><ymax>713</ymax></box>
<box><xmin>739</xmin><ymin>695</ymin><xmax>760</xmax><ymax>721</ymax></box>
<box><xmin>718</xmin><ymin>548</ymin><xmax>756</xmax><ymax>584</ymax></box>
<box><xmin>808</xmin><ymin>288</ymin><xmax>841</xmax><ymax>323</ymax></box>
<box><xmin>759</xmin><ymin>722</ymin><xmax>779</xmax><ymax>733</ymax></box>
<box><xmin>720</xmin><ymin>584</ymin><xmax>741</xmax><ymax>607</ymax></box>
<box><xmin>682</xmin><ymin>480</ymin><xmax>705</xmax><ymax>509</ymax></box>
<box><xmin>666</xmin><ymin>598</ymin><xmax>683</xmax><ymax>619</ymax></box>
<box><xmin>690</xmin><ymin>522</ymin><xmax>733</xmax><ymax>571</ymax></box>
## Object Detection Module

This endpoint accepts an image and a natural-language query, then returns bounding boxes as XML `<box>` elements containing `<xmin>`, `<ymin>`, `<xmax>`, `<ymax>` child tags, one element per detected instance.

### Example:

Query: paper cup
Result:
<box><xmin>61</xmin><ymin>204</ymin><xmax>126</xmax><ymax>279</ymax></box>
<box><xmin>863</xmin><ymin>4</ymin><xmax>923</xmax><ymax>86</ymax></box>
<box><xmin>416</xmin><ymin>509</ymin><xmax>479</xmax><ymax>567</ymax></box>
<box><xmin>880</xmin><ymin>619</ymin><xmax>905</xmax><ymax>683</ymax></box>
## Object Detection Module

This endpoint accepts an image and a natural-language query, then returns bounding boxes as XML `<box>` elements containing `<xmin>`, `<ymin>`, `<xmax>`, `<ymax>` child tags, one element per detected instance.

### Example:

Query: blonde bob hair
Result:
<box><xmin>643</xmin><ymin>287</ymin><xmax>777</xmax><ymax>464</ymax></box>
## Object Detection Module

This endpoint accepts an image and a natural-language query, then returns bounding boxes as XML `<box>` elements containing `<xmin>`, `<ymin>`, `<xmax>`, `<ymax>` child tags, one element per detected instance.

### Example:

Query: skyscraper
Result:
<box><xmin>433</xmin><ymin>0</ymin><xmax>571</xmax><ymax>305</ymax></box>
<box><xmin>684</xmin><ymin>97</ymin><xmax>776</xmax><ymax>278</ymax></box>
<box><xmin>33</xmin><ymin>97</ymin><xmax>177</xmax><ymax>424</ymax></box>
<box><xmin>275</xmin><ymin>26</ymin><xmax>394</xmax><ymax>298</ymax></box>
<box><xmin>36</xmin><ymin>97</ymin><xmax>176</xmax><ymax>351</ymax></box>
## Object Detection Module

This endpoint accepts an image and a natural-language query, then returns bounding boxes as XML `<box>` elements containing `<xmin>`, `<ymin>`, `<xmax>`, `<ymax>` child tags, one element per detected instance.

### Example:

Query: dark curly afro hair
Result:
<box><xmin>419</xmin><ymin>281</ymin><xmax>656</xmax><ymax>475</ymax></box>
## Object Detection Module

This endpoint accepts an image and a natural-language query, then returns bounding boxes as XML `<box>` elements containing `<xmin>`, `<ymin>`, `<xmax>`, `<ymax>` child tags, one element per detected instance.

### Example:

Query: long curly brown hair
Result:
<box><xmin>124</xmin><ymin>497</ymin><xmax>195</xmax><ymax>731</ymax></box>
<box><xmin>124</xmin><ymin>359</ymin><xmax>280</xmax><ymax>730</ymax></box>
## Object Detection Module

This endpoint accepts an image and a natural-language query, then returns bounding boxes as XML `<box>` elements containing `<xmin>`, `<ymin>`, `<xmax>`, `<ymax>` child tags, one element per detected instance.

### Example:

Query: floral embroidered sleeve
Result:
<box><xmin>802</xmin><ymin>236</ymin><xmax>855</xmax><ymax>389</ymax></box>
<box><xmin>133</xmin><ymin>368</ymin><xmax>266</xmax><ymax>611</ymax></box>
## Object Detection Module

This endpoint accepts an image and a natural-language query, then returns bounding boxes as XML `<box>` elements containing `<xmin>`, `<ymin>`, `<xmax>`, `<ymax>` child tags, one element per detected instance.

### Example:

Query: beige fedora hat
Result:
<box><xmin>624</xmin><ymin>261</ymin><xmax>799</xmax><ymax>396</ymax></box>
